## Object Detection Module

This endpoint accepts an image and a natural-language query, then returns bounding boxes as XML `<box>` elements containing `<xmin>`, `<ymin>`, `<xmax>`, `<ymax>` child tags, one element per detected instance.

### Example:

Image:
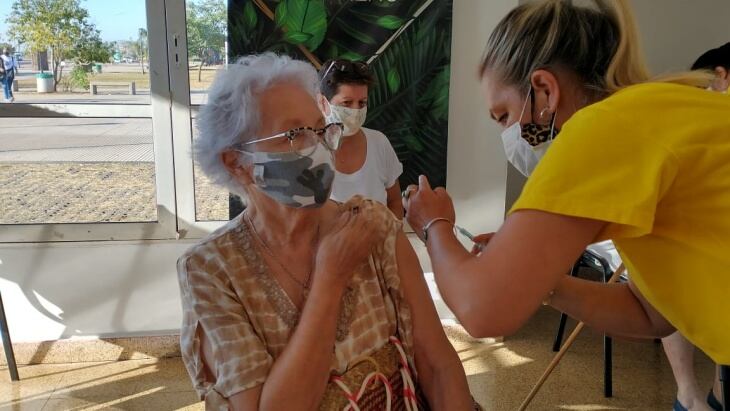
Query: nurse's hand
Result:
<box><xmin>402</xmin><ymin>175</ymin><xmax>455</xmax><ymax>241</ymax></box>
<box><xmin>471</xmin><ymin>233</ymin><xmax>495</xmax><ymax>255</ymax></box>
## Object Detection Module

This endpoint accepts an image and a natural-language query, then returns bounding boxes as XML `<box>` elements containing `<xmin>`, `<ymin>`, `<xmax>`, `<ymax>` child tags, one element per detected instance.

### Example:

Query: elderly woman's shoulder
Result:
<box><xmin>176</xmin><ymin>217</ymin><xmax>245</xmax><ymax>273</ymax></box>
<box><xmin>341</xmin><ymin>196</ymin><xmax>403</xmax><ymax>235</ymax></box>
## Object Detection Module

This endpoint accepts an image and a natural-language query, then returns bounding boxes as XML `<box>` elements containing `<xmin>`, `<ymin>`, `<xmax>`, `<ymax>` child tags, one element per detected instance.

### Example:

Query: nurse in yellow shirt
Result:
<box><xmin>401</xmin><ymin>0</ymin><xmax>730</xmax><ymax>404</ymax></box>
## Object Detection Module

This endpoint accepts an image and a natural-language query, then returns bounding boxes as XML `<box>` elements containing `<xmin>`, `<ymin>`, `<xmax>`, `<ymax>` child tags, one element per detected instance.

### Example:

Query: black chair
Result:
<box><xmin>0</xmin><ymin>291</ymin><xmax>20</xmax><ymax>381</ymax></box>
<box><xmin>553</xmin><ymin>249</ymin><xmax>620</xmax><ymax>398</ymax></box>
<box><xmin>553</xmin><ymin>251</ymin><xmax>728</xmax><ymax>407</ymax></box>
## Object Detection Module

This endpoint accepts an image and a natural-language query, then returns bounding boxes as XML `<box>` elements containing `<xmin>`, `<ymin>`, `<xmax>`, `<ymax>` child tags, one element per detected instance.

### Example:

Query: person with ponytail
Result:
<box><xmin>401</xmin><ymin>0</ymin><xmax>730</xmax><ymax>400</ymax></box>
<box><xmin>692</xmin><ymin>42</ymin><xmax>730</xmax><ymax>93</ymax></box>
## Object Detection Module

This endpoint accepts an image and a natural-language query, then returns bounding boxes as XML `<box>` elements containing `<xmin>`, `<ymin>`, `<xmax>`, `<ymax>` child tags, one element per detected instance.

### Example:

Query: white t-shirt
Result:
<box><xmin>1</xmin><ymin>55</ymin><xmax>17</xmax><ymax>71</ymax></box>
<box><xmin>330</xmin><ymin>127</ymin><xmax>403</xmax><ymax>205</ymax></box>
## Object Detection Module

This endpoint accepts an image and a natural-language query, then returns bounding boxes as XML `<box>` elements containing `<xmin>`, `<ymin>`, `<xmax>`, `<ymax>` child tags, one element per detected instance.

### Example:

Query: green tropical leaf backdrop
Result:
<box><xmin>228</xmin><ymin>0</ymin><xmax>452</xmax><ymax>188</ymax></box>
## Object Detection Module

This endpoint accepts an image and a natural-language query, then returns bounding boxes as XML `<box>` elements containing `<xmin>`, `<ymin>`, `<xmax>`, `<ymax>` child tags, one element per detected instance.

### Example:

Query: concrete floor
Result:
<box><xmin>1</xmin><ymin>307</ymin><xmax>716</xmax><ymax>411</ymax></box>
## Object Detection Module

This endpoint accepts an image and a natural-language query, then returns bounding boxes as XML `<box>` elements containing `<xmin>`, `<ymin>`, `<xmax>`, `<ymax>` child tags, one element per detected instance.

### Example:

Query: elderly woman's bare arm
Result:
<box><xmin>394</xmin><ymin>232</ymin><xmax>475</xmax><ymax>410</ymax></box>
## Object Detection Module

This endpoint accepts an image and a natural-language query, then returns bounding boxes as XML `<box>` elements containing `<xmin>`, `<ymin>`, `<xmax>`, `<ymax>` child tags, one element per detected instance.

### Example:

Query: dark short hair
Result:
<box><xmin>318</xmin><ymin>59</ymin><xmax>374</xmax><ymax>100</ymax></box>
<box><xmin>692</xmin><ymin>43</ymin><xmax>730</xmax><ymax>71</ymax></box>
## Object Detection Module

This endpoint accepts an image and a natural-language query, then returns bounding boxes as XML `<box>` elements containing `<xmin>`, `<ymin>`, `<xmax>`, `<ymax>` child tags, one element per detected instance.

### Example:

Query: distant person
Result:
<box><xmin>692</xmin><ymin>42</ymin><xmax>730</xmax><ymax>93</ymax></box>
<box><xmin>1</xmin><ymin>48</ymin><xmax>18</xmax><ymax>103</ymax></box>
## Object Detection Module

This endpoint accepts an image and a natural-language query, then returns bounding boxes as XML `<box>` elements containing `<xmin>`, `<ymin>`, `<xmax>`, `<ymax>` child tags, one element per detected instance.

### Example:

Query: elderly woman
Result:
<box><xmin>177</xmin><ymin>53</ymin><xmax>477</xmax><ymax>411</ymax></box>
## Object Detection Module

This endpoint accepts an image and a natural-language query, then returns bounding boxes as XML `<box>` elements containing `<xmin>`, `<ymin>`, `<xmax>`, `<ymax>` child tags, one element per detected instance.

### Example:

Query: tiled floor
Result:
<box><xmin>1</xmin><ymin>307</ymin><xmax>716</xmax><ymax>410</ymax></box>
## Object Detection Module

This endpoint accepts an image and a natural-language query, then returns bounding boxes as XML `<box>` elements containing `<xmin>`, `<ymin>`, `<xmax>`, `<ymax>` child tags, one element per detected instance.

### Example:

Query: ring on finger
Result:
<box><xmin>402</xmin><ymin>187</ymin><xmax>417</xmax><ymax>200</ymax></box>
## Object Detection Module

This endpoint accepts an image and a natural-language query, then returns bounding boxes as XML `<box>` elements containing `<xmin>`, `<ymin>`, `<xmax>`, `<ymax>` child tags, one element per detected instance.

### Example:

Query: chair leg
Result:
<box><xmin>553</xmin><ymin>313</ymin><xmax>569</xmax><ymax>352</ymax></box>
<box><xmin>600</xmin><ymin>265</ymin><xmax>613</xmax><ymax>398</ymax></box>
<box><xmin>604</xmin><ymin>335</ymin><xmax>612</xmax><ymax>398</ymax></box>
<box><xmin>721</xmin><ymin>365</ymin><xmax>729</xmax><ymax>411</ymax></box>
<box><xmin>0</xmin><ymin>292</ymin><xmax>20</xmax><ymax>381</ymax></box>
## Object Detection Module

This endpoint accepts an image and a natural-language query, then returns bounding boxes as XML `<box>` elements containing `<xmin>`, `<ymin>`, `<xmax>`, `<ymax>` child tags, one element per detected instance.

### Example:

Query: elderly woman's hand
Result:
<box><xmin>314</xmin><ymin>201</ymin><xmax>380</xmax><ymax>289</ymax></box>
<box><xmin>403</xmin><ymin>175</ymin><xmax>456</xmax><ymax>242</ymax></box>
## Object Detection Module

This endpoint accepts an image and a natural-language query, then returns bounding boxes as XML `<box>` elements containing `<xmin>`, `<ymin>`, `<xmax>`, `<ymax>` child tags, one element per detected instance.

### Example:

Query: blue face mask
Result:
<box><xmin>238</xmin><ymin>142</ymin><xmax>335</xmax><ymax>208</ymax></box>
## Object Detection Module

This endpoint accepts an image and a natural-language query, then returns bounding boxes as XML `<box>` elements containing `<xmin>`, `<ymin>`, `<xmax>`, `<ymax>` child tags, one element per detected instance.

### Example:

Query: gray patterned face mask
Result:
<box><xmin>238</xmin><ymin>142</ymin><xmax>335</xmax><ymax>208</ymax></box>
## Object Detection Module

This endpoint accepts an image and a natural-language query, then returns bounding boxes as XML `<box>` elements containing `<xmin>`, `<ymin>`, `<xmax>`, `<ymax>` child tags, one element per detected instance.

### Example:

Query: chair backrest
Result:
<box><xmin>579</xmin><ymin>249</ymin><xmax>614</xmax><ymax>280</ymax></box>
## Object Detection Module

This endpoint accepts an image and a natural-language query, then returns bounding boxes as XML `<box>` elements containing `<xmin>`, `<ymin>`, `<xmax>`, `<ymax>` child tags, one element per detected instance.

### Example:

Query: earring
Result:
<box><xmin>539</xmin><ymin>107</ymin><xmax>551</xmax><ymax>119</ymax></box>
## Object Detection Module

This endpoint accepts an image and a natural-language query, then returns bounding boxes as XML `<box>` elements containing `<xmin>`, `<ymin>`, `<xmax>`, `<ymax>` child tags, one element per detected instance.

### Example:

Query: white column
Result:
<box><xmin>446</xmin><ymin>0</ymin><xmax>520</xmax><ymax>236</ymax></box>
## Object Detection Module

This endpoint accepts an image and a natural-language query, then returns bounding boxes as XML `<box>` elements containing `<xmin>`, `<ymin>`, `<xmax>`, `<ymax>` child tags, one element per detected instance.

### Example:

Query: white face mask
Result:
<box><xmin>325</xmin><ymin>100</ymin><xmax>367</xmax><ymax>137</ymax></box>
<box><xmin>501</xmin><ymin>87</ymin><xmax>558</xmax><ymax>177</ymax></box>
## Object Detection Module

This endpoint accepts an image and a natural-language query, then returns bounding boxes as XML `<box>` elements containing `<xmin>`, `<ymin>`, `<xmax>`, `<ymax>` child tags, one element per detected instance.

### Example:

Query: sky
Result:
<box><xmin>1</xmin><ymin>0</ymin><xmax>151</xmax><ymax>45</ymax></box>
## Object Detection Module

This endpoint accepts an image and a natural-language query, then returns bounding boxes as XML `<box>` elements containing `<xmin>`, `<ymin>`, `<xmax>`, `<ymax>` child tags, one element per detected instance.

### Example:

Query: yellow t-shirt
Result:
<box><xmin>511</xmin><ymin>82</ymin><xmax>730</xmax><ymax>364</ymax></box>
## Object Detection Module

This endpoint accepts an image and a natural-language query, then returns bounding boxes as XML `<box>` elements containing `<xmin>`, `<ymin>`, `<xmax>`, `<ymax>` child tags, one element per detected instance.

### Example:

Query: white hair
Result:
<box><xmin>194</xmin><ymin>52</ymin><xmax>319</xmax><ymax>197</ymax></box>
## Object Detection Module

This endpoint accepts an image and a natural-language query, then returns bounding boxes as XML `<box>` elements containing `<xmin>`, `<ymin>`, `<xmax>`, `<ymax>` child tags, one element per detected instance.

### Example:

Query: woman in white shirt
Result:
<box><xmin>317</xmin><ymin>59</ymin><xmax>404</xmax><ymax>218</ymax></box>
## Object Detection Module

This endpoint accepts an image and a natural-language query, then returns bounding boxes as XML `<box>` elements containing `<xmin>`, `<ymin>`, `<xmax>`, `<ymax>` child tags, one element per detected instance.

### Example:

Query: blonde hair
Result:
<box><xmin>480</xmin><ymin>0</ymin><xmax>712</xmax><ymax>95</ymax></box>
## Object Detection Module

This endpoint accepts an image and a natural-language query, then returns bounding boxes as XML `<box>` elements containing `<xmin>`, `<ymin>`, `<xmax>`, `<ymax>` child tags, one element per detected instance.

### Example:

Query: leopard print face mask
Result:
<box><xmin>500</xmin><ymin>87</ymin><xmax>559</xmax><ymax>177</ymax></box>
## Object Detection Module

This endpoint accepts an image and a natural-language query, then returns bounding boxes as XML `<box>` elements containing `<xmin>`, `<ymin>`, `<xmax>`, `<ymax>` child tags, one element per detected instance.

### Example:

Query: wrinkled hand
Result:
<box><xmin>470</xmin><ymin>233</ymin><xmax>495</xmax><ymax>255</ymax></box>
<box><xmin>402</xmin><ymin>175</ymin><xmax>456</xmax><ymax>242</ymax></box>
<box><xmin>314</xmin><ymin>201</ymin><xmax>380</xmax><ymax>289</ymax></box>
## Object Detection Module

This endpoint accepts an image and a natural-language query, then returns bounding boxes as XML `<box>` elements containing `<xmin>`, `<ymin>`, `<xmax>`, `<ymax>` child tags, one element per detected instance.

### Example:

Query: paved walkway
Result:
<box><xmin>0</xmin><ymin>118</ymin><xmax>154</xmax><ymax>162</ymax></box>
<box><xmin>7</xmin><ymin>90</ymin><xmax>209</xmax><ymax>105</ymax></box>
<box><xmin>0</xmin><ymin>118</ymin><xmax>228</xmax><ymax>224</ymax></box>
<box><xmin>0</xmin><ymin>73</ymin><xmax>226</xmax><ymax>224</ymax></box>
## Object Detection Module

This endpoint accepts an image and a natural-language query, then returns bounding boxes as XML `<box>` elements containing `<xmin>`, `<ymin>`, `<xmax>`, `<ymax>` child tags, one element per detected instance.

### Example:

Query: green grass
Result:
<box><xmin>15</xmin><ymin>67</ymin><xmax>220</xmax><ymax>92</ymax></box>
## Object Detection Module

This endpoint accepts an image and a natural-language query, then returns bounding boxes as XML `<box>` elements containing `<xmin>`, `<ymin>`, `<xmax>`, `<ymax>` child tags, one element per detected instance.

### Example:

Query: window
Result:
<box><xmin>0</xmin><ymin>0</ymin><xmax>180</xmax><ymax>242</ymax></box>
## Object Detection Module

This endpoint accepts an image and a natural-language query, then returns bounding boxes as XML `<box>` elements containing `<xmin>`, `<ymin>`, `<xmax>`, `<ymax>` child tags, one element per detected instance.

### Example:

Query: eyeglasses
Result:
<box><xmin>321</xmin><ymin>59</ymin><xmax>370</xmax><ymax>80</ymax></box>
<box><xmin>239</xmin><ymin>123</ymin><xmax>344</xmax><ymax>157</ymax></box>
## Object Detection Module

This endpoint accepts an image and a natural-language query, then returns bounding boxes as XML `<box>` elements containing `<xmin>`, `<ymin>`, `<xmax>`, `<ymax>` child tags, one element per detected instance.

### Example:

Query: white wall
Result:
<box><xmin>632</xmin><ymin>0</ymin><xmax>730</xmax><ymax>74</ymax></box>
<box><xmin>0</xmin><ymin>240</ymin><xmax>193</xmax><ymax>342</ymax></box>
<box><xmin>446</xmin><ymin>0</ymin><xmax>516</xmax><ymax>234</ymax></box>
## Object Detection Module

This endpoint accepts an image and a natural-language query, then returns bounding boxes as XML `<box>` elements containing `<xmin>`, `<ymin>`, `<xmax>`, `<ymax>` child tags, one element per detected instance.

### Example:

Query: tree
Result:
<box><xmin>7</xmin><ymin>0</ymin><xmax>107</xmax><ymax>90</ymax></box>
<box><xmin>70</xmin><ymin>24</ymin><xmax>112</xmax><ymax>66</ymax></box>
<box><xmin>132</xmin><ymin>28</ymin><xmax>148</xmax><ymax>74</ymax></box>
<box><xmin>186</xmin><ymin>0</ymin><xmax>226</xmax><ymax>81</ymax></box>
